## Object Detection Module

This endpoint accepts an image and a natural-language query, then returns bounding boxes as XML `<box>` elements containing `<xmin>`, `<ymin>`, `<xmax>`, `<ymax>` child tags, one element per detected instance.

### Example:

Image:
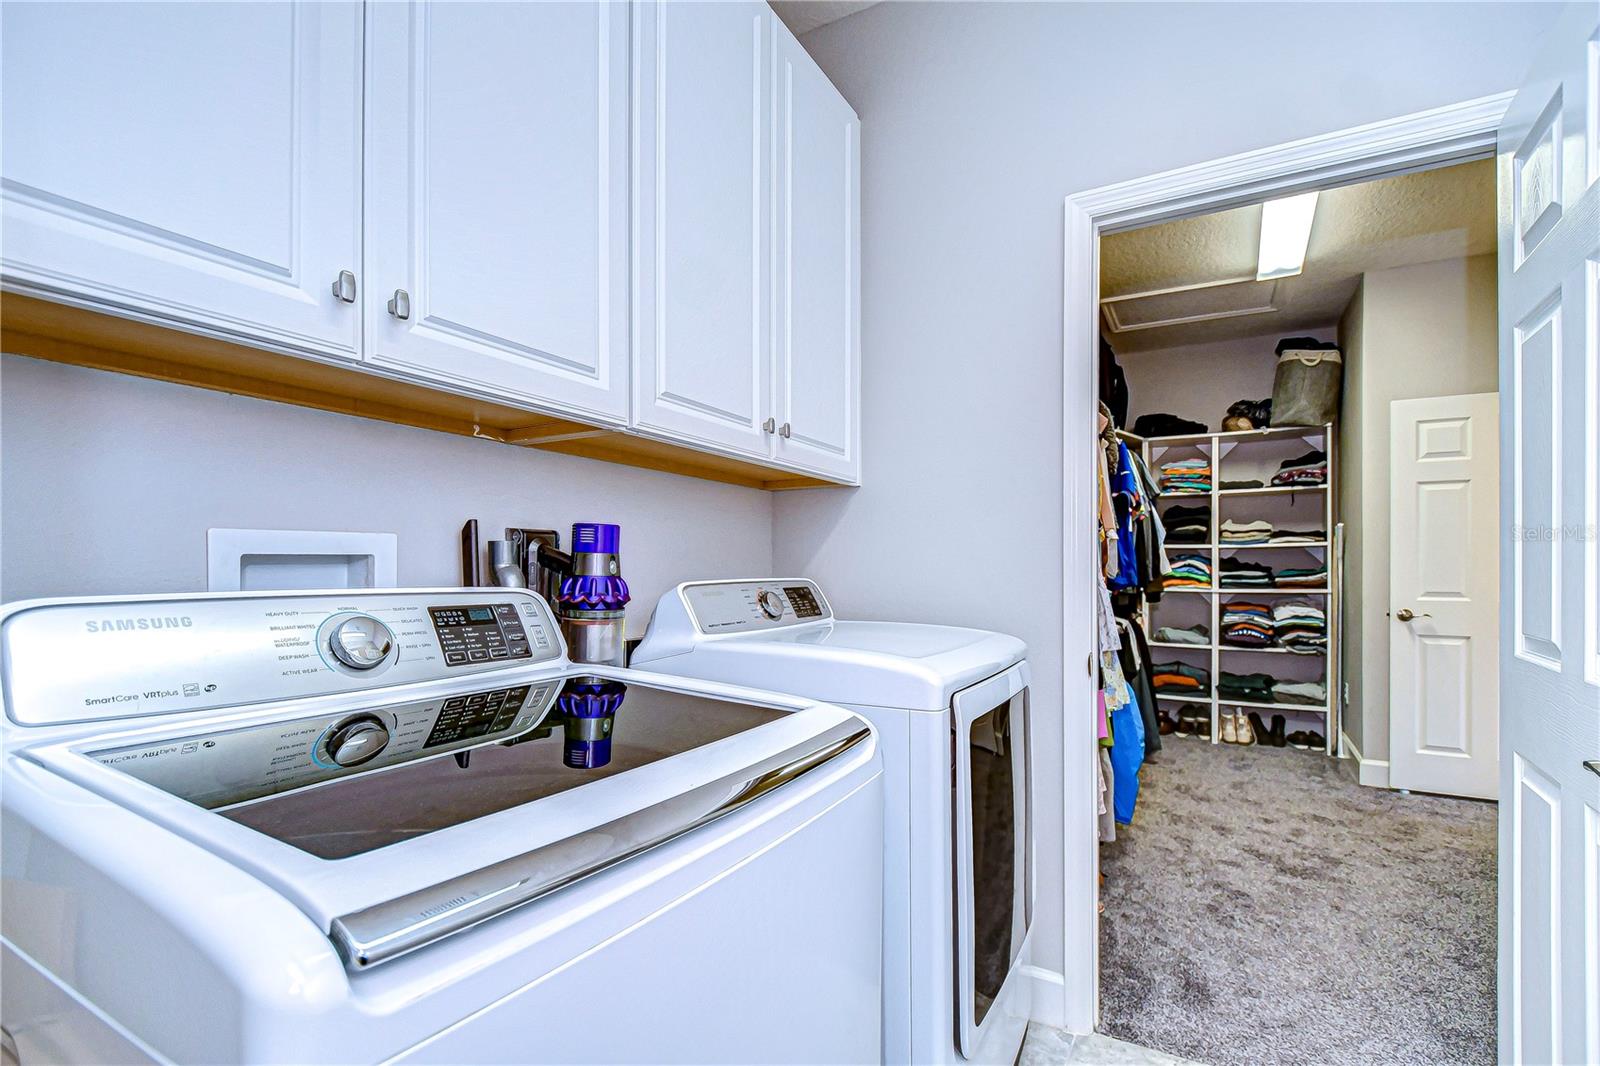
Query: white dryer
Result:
<box><xmin>0</xmin><ymin>588</ymin><xmax>883</xmax><ymax>1065</ymax></box>
<box><xmin>633</xmin><ymin>579</ymin><xmax>1033</xmax><ymax>1066</ymax></box>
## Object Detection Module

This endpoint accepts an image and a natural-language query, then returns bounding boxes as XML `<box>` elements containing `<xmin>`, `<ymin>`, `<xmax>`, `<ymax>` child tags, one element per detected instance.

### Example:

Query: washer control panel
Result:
<box><xmin>682</xmin><ymin>580</ymin><xmax>832</xmax><ymax>634</ymax></box>
<box><xmin>90</xmin><ymin>680</ymin><xmax>563</xmax><ymax>809</ymax></box>
<box><xmin>428</xmin><ymin>603</ymin><xmax>550</xmax><ymax>667</ymax></box>
<box><xmin>1</xmin><ymin>589</ymin><xmax>565</xmax><ymax>728</ymax></box>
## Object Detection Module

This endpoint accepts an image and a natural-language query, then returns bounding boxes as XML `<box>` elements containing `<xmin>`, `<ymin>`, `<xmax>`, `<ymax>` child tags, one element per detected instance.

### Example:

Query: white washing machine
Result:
<box><xmin>633</xmin><ymin>579</ymin><xmax>1033</xmax><ymax>1066</ymax></box>
<box><xmin>0</xmin><ymin>588</ymin><xmax>883</xmax><ymax>1065</ymax></box>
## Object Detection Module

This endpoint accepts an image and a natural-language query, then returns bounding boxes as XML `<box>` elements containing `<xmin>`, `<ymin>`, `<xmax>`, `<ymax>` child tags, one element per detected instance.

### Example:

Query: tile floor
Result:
<box><xmin>1020</xmin><ymin>1023</ymin><xmax>1205</xmax><ymax>1065</ymax></box>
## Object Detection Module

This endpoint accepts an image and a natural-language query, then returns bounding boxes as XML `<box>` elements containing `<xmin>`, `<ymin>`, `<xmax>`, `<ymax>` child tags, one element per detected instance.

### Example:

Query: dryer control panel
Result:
<box><xmin>1</xmin><ymin>589</ymin><xmax>565</xmax><ymax>728</ymax></box>
<box><xmin>682</xmin><ymin>580</ymin><xmax>832</xmax><ymax>634</ymax></box>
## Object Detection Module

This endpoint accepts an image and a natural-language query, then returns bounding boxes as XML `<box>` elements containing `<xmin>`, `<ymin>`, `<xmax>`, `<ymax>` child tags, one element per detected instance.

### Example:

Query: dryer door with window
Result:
<box><xmin>952</xmin><ymin>662</ymin><xmax>1032</xmax><ymax>1058</ymax></box>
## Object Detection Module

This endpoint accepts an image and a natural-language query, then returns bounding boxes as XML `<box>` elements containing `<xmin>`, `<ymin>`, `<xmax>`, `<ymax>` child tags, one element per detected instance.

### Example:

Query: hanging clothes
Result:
<box><xmin>1109</xmin><ymin>690</ymin><xmax>1145</xmax><ymax>825</ymax></box>
<box><xmin>1115</xmin><ymin>611</ymin><xmax>1162</xmax><ymax>757</ymax></box>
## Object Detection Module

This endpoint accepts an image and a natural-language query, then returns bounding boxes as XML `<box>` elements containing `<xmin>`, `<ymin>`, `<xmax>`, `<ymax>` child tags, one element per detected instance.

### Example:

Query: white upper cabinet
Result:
<box><xmin>364</xmin><ymin>2</ymin><xmax>630</xmax><ymax>422</ymax></box>
<box><xmin>631</xmin><ymin>2</ymin><xmax>775</xmax><ymax>456</ymax></box>
<box><xmin>0</xmin><ymin>2</ymin><xmax>363</xmax><ymax>360</ymax></box>
<box><xmin>774</xmin><ymin>30</ymin><xmax>860</xmax><ymax>482</ymax></box>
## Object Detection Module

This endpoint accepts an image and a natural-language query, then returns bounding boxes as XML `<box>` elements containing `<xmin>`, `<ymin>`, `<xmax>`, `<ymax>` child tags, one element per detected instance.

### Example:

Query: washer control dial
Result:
<box><xmin>328</xmin><ymin>615</ymin><xmax>395</xmax><ymax>670</ymax></box>
<box><xmin>326</xmin><ymin>714</ymin><xmax>390</xmax><ymax>767</ymax></box>
<box><xmin>757</xmin><ymin>589</ymin><xmax>785</xmax><ymax>620</ymax></box>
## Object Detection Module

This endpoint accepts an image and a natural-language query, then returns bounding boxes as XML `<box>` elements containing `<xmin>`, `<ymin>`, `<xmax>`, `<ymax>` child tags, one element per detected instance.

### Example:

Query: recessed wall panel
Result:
<box><xmin>1417</xmin><ymin>480</ymin><xmax>1471</xmax><ymax>599</ymax></box>
<box><xmin>1415</xmin><ymin>635</ymin><xmax>1470</xmax><ymax>755</ymax></box>
<box><xmin>1515</xmin><ymin>297</ymin><xmax>1563</xmax><ymax>668</ymax></box>
<box><xmin>1512</xmin><ymin>756</ymin><xmax>1561</xmax><ymax>1066</ymax></box>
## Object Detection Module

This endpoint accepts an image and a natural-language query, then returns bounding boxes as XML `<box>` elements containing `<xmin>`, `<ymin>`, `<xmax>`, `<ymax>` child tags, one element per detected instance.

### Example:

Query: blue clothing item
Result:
<box><xmin>1110</xmin><ymin>689</ymin><xmax>1146</xmax><ymax>825</ymax></box>
<box><xmin>1108</xmin><ymin>442</ymin><xmax>1144</xmax><ymax>590</ymax></box>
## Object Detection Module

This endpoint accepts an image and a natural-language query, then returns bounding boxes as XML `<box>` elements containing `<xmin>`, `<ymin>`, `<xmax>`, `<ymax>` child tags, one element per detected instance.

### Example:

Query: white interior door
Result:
<box><xmin>1496</xmin><ymin>3</ymin><xmax>1600</xmax><ymax>1062</ymax></box>
<box><xmin>364</xmin><ymin>1</ymin><xmax>630</xmax><ymax>422</ymax></box>
<box><xmin>1389</xmin><ymin>393</ymin><xmax>1500</xmax><ymax>799</ymax></box>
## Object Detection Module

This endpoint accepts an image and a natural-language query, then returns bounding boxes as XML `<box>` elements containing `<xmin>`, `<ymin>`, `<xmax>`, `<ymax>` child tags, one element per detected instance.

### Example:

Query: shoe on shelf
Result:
<box><xmin>1177</xmin><ymin>705</ymin><xmax>1205</xmax><ymax>738</ymax></box>
<box><xmin>1270</xmin><ymin>714</ymin><xmax>1287</xmax><ymax>748</ymax></box>
<box><xmin>1157</xmin><ymin>710</ymin><xmax>1178</xmax><ymax>736</ymax></box>
<box><xmin>1220</xmin><ymin>711</ymin><xmax>1239</xmax><ymax>744</ymax></box>
<box><xmin>1305</xmin><ymin>730</ymin><xmax>1325</xmax><ymax>751</ymax></box>
<box><xmin>1247</xmin><ymin>712</ymin><xmax>1269</xmax><ymax>745</ymax></box>
<box><xmin>1287</xmin><ymin>730</ymin><xmax>1314</xmax><ymax>749</ymax></box>
<box><xmin>1237</xmin><ymin>711</ymin><xmax>1256</xmax><ymax>745</ymax></box>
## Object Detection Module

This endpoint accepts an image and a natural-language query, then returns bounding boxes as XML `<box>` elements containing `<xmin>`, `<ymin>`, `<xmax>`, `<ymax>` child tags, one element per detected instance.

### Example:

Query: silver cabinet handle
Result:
<box><xmin>1394</xmin><ymin>609</ymin><xmax>1432</xmax><ymax>622</ymax></box>
<box><xmin>762</xmin><ymin>417</ymin><xmax>776</xmax><ymax>434</ymax></box>
<box><xmin>1585</xmin><ymin>760</ymin><xmax>1599</xmax><ymax>779</ymax></box>
<box><xmin>387</xmin><ymin>289</ymin><xmax>411</xmax><ymax>320</ymax></box>
<box><xmin>779</xmin><ymin>422</ymin><xmax>792</xmax><ymax>438</ymax></box>
<box><xmin>331</xmin><ymin>270</ymin><xmax>357</xmax><ymax>303</ymax></box>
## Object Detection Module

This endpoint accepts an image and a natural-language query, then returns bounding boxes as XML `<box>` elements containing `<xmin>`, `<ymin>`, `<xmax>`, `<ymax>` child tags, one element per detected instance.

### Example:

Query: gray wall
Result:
<box><xmin>1336</xmin><ymin>254</ymin><xmax>1499</xmax><ymax>765</ymax></box>
<box><xmin>0</xmin><ymin>355</ymin><xmax>775</xmax><ymax>636</ymax></box>
<box><xmin>773</xmin><ymin>0</ymin><xmax>1556</xmax><ymax>998</ymax></box>
<box><xmin>1120</xmin><ymin>326</ymin><xmax>1337</xmax><ymax>433</ymax></box>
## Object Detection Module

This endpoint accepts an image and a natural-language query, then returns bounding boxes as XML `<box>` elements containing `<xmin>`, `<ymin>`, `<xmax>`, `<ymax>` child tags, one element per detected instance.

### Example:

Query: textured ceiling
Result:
<box><xmin>769</xmin><ymin>1</ymin><xmax>879</xmax><ymax>36</ymax></box>
<box><xmin>1100</xmin><ymin>158</ymin><xmax>1496</xmax><ymax>352</ymax></box>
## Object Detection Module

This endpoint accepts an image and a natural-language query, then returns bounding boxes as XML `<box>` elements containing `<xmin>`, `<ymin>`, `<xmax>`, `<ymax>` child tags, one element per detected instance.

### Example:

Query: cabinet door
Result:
<box><xmin>774</xmin><ymin>32</ymin><xmax>860</xmax><ymax>482</ymax></box>
<box><xmin>631</xmin><ymin>2</ymin><xmax>775</xmax><ymax>457</ymax></box>
<box><xmin>365</xmin><ymin>2</ymin><xmax>629</xmax><ymax>422</ymax></box>
<box><xmin>0</xmin><ymin>2</ymin><xmax>362</xmax><ymax>360</ymax></box>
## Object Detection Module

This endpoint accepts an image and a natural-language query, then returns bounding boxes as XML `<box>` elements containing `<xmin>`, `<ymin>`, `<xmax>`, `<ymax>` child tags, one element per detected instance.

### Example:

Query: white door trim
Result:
<box><xmin>1058</xmin><ymin>90</ymin><xmax>1513</xmax><ymax>1034</ymax></box>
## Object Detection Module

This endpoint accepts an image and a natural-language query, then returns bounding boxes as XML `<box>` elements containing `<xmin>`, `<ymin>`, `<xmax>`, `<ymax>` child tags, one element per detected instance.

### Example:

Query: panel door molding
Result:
<box><xmin>0</xmin><ymin>1</ymin><xmax>363</xmax><ymax>360</ymax></box>
<box><xmin>1496</xmin><ymin>3</ymin><xmax>1600</xmax><ymax>1061</ymax></box>
<box><xmin>1389</xmin><ymin>392</ymin><xmax>1500</xmax><ymax>800</ymax></box>
<box><xmin>774</xmin><ymin>29</ymin><xmax>861</xmax><ymax>483</ymax></box>
<box><xmin>364</xmin><ymin>0</ymin><xmax>629</xmax><ymax>422</ymax></box>
<box><xmin>631</xmin><ymin>0</ymin><xmax>775</xmax><ymax>457</ymax></box>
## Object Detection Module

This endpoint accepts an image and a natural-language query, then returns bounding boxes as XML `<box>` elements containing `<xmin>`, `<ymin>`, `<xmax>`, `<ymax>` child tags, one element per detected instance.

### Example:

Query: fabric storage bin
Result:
<box><xmin>1272</xmin><ymin>347</ymin><xmax>1342</xmax><ymax>426</ymax></box>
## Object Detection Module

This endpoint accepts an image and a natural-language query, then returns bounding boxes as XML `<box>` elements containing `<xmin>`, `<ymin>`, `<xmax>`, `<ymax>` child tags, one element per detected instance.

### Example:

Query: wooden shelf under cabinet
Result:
<box><xmin>0</xmin><ymin>294</ymin><xmax>836</xmax><ymax>492</ymax></box>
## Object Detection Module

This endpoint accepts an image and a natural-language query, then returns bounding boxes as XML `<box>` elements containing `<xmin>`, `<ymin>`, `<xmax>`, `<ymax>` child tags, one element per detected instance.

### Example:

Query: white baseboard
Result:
<box><xmin>1021</xmin><ymin>965</ymin><xmax>1069</xmax><ymax>1029</ymax></box>
<box><xmin>1340</xmin><ymin>730</ymin><xmax>1391</xmax><ymax>789</ymax></box>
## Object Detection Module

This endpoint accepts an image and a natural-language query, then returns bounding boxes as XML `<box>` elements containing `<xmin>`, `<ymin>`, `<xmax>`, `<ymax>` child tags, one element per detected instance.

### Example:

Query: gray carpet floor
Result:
<box><xmin>1098</xmin><ymin>736</ymin><xmax>1497</xmax><ymax>1066</ymax></box>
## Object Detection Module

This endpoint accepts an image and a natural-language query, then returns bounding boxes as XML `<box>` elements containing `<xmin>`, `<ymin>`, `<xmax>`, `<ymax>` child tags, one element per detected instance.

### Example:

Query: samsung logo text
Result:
<box><xmin>84</xmin><ymin>616</ymin><xmax>194</xmax><ymax>634</ymax></box>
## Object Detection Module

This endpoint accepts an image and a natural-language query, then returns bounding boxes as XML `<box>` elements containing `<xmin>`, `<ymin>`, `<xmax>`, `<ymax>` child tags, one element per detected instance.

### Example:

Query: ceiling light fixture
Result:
<box><xmin>1256</xmin><ymin>191</ymin><xmax>1319</xmax><ymax>281</ymax></box>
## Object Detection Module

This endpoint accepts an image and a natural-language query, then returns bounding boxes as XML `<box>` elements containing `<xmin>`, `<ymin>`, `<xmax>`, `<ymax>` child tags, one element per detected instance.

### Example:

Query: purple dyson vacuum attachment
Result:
<box><xmin>556</xmin><ymin>522</ymin><xmax>630</xmax><ymax>611</ymax></box>
<box><xmin>539</xmin><ymin>522</ymin><xmax>630</xmax><ymax>667</ymax></box>
<box><xmin>557</xmin><ymin>677</ymin><xmax>626</xmax><ymax>769</ymax></box>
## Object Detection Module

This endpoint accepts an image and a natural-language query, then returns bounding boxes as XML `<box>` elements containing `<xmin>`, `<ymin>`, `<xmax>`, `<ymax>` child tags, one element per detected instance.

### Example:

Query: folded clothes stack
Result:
<box><xmin>1219</xmin><ymin>518</ymin><xmax>1273</xmax><ymax>544</ymax></box>
<box><xmin>1161</xmin><ymin>503</ymin><xmax>1211</xmax><ymax>544</ymax></box>
<box><xmin>1220</xmin><ymin>601</ymin><xmax>1274</xmax><ymax>647</ymax></box>
<box><xmin>1273</xmin><ymin>679</ymin><xmax>1327</xmax><ymax>706</ymax></box>
<box><xmin>1219</xmin><ymin>557</ymin><xmax>1273</xmax><ymax>588</ymax></box>
<box><xmin>1219</xmin><ymin>478</ymin><xmax>1264</xmax><ymax>490</ymax></box>
<box><xmin>1133</xmin><ymin>413</ymin><xmax>1208</xmax><ymax>438</ymax></box>
<box><xmin>1163</xmin><ymin>553</ymin><xmax>1213</xmax><ymax>590</ymax></box>
<box><xmin>1218</xmin><ymin>671</ymin><xmax>1275</xmax><ymax>703</ymax></box>
<box><xmin>1275</xmin><ymin>566</ymin><xmax>1327</xmax><ymax>588</ymax></box>
<box><xmin>1159</xmin><ymin>457</ymin><xmax>1212</xmax><ymax>494</ymax></box>
<box><xmin>1270</xmin><ymin>449</ymin><xmax>1327</xmax><ymax>487</ymax></box>
<box><xmin>1268</xmin><ymin>527</ymin><xmax>1326</xmax><ymax>545</ymax></box>
<box><xmin>1151</xmin><ymin>661</ymin><xmax>1211</xmax><ymax>696</ymax></box>
<box><xmin>1274</xmin><ymin>601</ymin><xmax>1326</xmax><ymax>652</ymax></box>
<box><xmin>1154</xmin><ymin>623</ymin><xmax>1209</xmax><ymax>645</ymax></box>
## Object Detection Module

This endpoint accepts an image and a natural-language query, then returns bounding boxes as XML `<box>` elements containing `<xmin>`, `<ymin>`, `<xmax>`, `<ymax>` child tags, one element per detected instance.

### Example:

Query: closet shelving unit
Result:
<box><xmin>1140</xmin><ymin>423</ymin><xmax>1342</xmax><ymax>755</ymax></box>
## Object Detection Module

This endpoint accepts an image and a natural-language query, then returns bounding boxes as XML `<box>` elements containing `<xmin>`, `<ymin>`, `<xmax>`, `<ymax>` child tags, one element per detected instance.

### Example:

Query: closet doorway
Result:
<box><xmin>1088</xmin><ymin>157</ymin><xmax>1503</xmax><ymax>1065</ymax></box>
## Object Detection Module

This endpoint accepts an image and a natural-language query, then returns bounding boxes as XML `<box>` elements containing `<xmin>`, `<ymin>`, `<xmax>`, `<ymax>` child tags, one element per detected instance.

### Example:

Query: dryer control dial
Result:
<box><xmin>328</xmin><ymin>615</ymin><xmax>395</xmax><ymax>670</ymax></box>
<box><xmin>757</xmin><ymin>589</ymin><xmax>785</xmax><ymax>620</ymax></box>
<box><xmin>326</xmin><ymin>714</ymin><xmax>390</xmax><ymax>767</ymax></box>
